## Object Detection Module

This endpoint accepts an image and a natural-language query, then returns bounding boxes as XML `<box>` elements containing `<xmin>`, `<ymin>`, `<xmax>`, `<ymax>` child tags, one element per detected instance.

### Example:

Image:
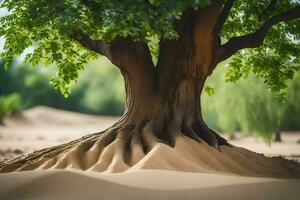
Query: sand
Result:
<box><xmin>1</xmin><ymin>106</ymin><xmax>299</xmax><ymax>162</ymax></box>
<box><xmin>0</xmin><ymin>106</ymin><xmax>300</xmax><ymax>199</ymax></box>
<box><xmin>0</xmin><ymin>106</ymin><xmax>117</xmax><ymax>160</ymax></box>
<box><xmin>0</xmin><ymin>170</ymin><xmax>300</xmax><ymax>200</ymax></box>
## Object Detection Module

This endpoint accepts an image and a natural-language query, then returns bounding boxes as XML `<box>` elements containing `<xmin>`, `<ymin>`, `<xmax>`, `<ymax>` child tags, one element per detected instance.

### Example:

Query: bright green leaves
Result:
<box><xmin>1</xmin><ymin>0</ymin><xmax>299</xmax><ymax>98</ymax></box>
<box><xmin>3</xmin><ymin>56</ymin><xmax>13</xmax><ymax>70</ymax></box>
<box><xmin>0</xmin><ymin>0</ymin><xmax>97</xmax><ymax>96</ymax></box>
<box><xmin>204</xmin><ymin>85</ymin><xmax>215</xmax><ymax>96</ymax></box>
<box><xmin>47</xmin><ymin>35</ymin><xmax>98</xmax><ymax>97</ymax></box>
<box><xmin>0</xmin><ymin>0</ymin><xmax>211</xmax><ymax>96</ymax></box>
<box><xmin>223</xmin><ymin>0</ymin><xmax>300</xmax><ymax>97</ymax></box>
<box><xmin>26</xmin><ymin>31</ymin><xmax>97</xmax><ymax>97</ymax></box>
<box><xmin>81</xmin><ymin>0</ymin><xmax>211</xmax><ymax>41</ymax></box>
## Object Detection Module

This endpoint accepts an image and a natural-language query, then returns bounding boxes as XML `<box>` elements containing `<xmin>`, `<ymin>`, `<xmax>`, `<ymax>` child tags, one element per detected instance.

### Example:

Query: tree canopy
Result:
<box><xmin>0</xmin><ymin>0</ymin><xmax>299</xmax><ymax>96</ymax></box>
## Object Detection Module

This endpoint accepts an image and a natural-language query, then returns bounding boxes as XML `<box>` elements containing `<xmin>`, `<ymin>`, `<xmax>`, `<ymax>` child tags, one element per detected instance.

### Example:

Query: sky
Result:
<box><xmin>0</xmin><ymin>5</ymin><xmax>7</xmax><ymax>52</ymax></box>
<box><xmin>0</xmin><ymin>6</ymin><xmax>34</xmax><ymax>62</ymax></box>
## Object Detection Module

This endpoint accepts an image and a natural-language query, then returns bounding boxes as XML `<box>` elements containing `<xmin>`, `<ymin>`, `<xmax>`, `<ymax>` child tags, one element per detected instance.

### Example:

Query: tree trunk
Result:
<box><xmin>274</xmin><ymin>130</ymin><xmax>282</xmax><ymax>142</ymax></box>
<box><xmin>0</xmin><ymin>65</ymin><xmax>227</xmax><ymax>173</ymax></box>
<box><xmin>119</xmin><ymin>58</ymin><xmax>227</xmax><ymax>148</ymax></box>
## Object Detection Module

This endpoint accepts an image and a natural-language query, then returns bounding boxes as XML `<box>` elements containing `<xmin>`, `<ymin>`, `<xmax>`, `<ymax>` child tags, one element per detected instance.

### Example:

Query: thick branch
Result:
<box><xmin>72</xmin><ymin>30</ymin><xmax>112</xmax><ymax>60</ymax></box>
<box><xmin>216</xmin><ymin>6</ymin><xmax>300</xmax><ymax>63</ymax></box>
<box><xmin>109</xmin><ymin>39</ymin><xmax>155</xmax><ymax>72</ymax></box>
<box><xmin>72</xmin><ymin>30</ymin><xmax>155</xmax><ymax>75</ymax></box>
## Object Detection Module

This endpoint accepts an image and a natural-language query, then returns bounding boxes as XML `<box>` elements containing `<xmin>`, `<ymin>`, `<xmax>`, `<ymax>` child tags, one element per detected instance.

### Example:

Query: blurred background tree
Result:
<box><xmin>0</xmin><ymin>58</ymin><xmax>125</xmax><ymax>116</ymax></box>
<box><xmin>202</xmin><ymin>65</ymin><xmax>300</xmax><ymax>143</ymax></box>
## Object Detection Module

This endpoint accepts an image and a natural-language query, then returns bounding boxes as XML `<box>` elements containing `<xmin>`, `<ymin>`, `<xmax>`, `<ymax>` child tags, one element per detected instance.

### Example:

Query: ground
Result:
<box><xmin>0</xmin><ymin>106</ymin><xmax>117</xmax><ymax>161</ymax></box>
<box><xmin>0</xmin><ymin>106</ymin><xmax>300</xmax><ymax>200</ymax></box>
<box><xmin>1</xmin><ymin>170</ymin><xmax>300</xmax><ymax>200</ymax></box>
<box><xmin>1</xmin><ymin>106</ymin><xmax>299</xmax><ymax>162</ymax></box>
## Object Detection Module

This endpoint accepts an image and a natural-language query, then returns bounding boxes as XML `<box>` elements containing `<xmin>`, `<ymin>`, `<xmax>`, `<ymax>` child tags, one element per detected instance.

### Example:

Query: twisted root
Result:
<box><xmin>0</xmin><ymin>120</ymin><xmax>299</xmax><ymax>178</ymax></box>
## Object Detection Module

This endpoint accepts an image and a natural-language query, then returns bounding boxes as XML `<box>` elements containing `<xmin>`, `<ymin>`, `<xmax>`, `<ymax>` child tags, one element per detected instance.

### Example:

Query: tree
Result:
<box><xmin>202</xmin><ymin>66</ymin><xmax>285</xmax><ymax>143</ymax></box>
<box><xmin>0</xmin><ymin>0</ymin><xmax>300</xmax><ymax>176</ymax></box>
<box><xmin>281</xmin><ymin>71</ymin><xmax>300</xmax><ymax>131</ymax></box>
<box><xmin>202</xmin><ymin>67</ymin><xmax>300</xmax><ymax>144</ymax></box>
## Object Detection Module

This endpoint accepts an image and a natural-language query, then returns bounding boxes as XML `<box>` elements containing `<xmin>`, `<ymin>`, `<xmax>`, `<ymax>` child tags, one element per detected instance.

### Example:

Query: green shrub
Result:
<box><xmin>0</xmin><ymin>93</ymin><xmax>21</xmax><ymax>123</ymax></box>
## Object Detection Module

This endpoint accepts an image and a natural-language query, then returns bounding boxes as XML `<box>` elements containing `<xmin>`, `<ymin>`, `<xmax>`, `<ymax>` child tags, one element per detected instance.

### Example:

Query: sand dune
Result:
<box><xmin>1</xmin><ymin>106</ymin><xmax>299</xmax><ymax>162</ymax></box>
<box><xmin>1</xmin><ymin>170</ymin><xmax>300</xmax><ymax>200</ymax></box>
<box><xmin>1</xmin><ymin>106</ymin><xmax>300</xmax><ymax>199</ymax></box>
<box><xmin>0</xmin><ymin>106</ymin><xmax>118</xmax><ymax>160</ymax></box>
<box><xmin>1</xmin><ymin>133</ymin><xmax>297</xmax><ymax>178</ymax></box>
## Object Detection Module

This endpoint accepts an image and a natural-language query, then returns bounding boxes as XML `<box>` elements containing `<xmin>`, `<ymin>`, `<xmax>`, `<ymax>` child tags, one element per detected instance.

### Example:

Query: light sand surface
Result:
<box><xmin>0</xmin><ymin>170</ymin><xmax>300</xmax><ymax>200</ymax></box>
<box><xmin>0</xmin><ymin>106</ymin><xmax>118</xmax><ymax>160</ymax></box>
<box><xmin>0</xmin><ymin>106</ymin><xmax>299</xmax><ymax>162</ymax></box>
<box><xmin>1</xmin><ymin>106</ymin><xmax>300</xmax><ymax>199</ymax></box>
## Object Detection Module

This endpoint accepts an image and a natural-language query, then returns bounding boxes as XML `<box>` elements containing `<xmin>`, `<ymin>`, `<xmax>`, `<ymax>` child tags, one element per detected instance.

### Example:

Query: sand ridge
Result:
<box><xmin>1</xmin><ymin>170</ymin><xmax>300</xmax><ymax>200</ymax></box>
<box><xmin>7</xmin><ymin>133</ymin><xmax>299</xmax><ymax>179</ymax></box>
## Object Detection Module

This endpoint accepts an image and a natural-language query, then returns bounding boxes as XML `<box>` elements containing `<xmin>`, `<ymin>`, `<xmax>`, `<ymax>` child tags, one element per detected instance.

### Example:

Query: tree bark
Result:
<box><xmin>120</xmin><ymin>62</ymin><xmax>227</xmax><ymax>148</ymax></box>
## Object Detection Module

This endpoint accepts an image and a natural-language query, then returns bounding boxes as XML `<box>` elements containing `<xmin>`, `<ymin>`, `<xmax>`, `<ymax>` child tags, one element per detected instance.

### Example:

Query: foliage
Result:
<box><xmin>0</xmin><ymin>0</ymin><xmax>210</xmax><ymax>95</ymax></box>
<box><xmin>204</xmin><ymin>85</ymin><xmax>215</xmax><ymax>96</ymax></box>
<box><xmin>280</xmin><ymin>71</ymin><xmax>300</xmax><ymax>131</ymax></box>
<box><xmin>223</xmin><ymin>1</ymin><xmax>300</xmax><ymax>96</ymax></box>
<box><xmin>0</xmin><ymin>93</ymin><xmax>21</xmax><ymax>122</ymax></box>
<box><xmin>202</xmin><ymin>65</ymin><xmax>300</xmax><ymax>143</ymax></box>
<box><xmin>0</xmin><ymin>1</ymin><xmax>298</xmax><ymax>96</ymax></box>
<box><xmin>0</xmin><ymin>58</ymin><xmax>124</xmax><ymax>115</ymax></box>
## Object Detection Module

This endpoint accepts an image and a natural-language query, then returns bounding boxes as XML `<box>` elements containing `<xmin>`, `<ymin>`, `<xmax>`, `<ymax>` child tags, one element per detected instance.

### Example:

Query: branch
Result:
<box><xmin>216</xmin><ymin>6</ymin><xmax>300</xmax><ymax>63</ymax></box>
<box><xmin>266</xmin><ymin>0</ymin><xmax>278</xmax><ymax>13</ymax></box>
<box><xmin>216</xmin><ymin>0</ymin><xmax>235</xmax><ymax>31</ymax></box>
<box><xmin>71</xmin><ymin>30</ymin><xmax>112</xmax><ymax>60</ymax></box>
<box><xmin>72</xmin><ymin>30</ymin><xmax>155</xmax><ymax>74</ymax></box>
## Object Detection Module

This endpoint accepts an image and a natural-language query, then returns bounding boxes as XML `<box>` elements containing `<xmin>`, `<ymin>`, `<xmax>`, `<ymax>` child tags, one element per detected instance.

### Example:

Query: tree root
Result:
<box><xmin>0</xmin><ymin>120</ymin><xmax>299</xmax><ymax>178</ymax></box>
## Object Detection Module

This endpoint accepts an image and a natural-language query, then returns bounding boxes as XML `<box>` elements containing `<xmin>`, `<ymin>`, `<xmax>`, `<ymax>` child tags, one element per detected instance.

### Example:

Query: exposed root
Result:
<box><xmin>0</xmin><ymin>120</ymin><xmax>300</xmax><ymax>178</ymax></box>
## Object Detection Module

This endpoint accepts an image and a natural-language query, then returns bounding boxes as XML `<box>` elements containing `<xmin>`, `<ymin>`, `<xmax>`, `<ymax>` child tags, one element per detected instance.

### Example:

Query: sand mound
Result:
<box><xmin>1</xmin><ymin>170</ymin><xmax>300</xmax><ymax>200</ymax></box>
<box><xmin>4</xmin><ymin>106</ymin><xmax>117</xmax><ymax>127</ymax></box>
<box><xmin>5</xmin><ymin>134</ymin><xmax>298</xmax><ymax>178</ymax></box>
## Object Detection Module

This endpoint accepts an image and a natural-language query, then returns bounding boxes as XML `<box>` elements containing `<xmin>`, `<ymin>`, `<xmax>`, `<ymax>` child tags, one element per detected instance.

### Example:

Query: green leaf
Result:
<box><xmin>204</xmin><ymin>85</ymin><xmax>215</xmax><ymax>96</ymax></box>
<box><xmin>3</xmin><ymin>57</ymin><xmax>13</xmax><ymax>70</ymax></box>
